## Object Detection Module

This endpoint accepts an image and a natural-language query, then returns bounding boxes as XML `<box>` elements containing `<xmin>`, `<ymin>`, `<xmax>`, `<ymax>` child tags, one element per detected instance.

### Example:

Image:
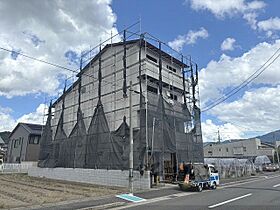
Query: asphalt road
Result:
<box><xmin>119</xmin><ymin>173</ymin><xmax>280</xmax><ymax>210</ymax></box>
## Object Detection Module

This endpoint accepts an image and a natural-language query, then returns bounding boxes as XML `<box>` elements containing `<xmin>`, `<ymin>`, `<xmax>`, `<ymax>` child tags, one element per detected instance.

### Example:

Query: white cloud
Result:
<box><xmin>0</xmin><ymin>0</ymin><xmax>119</xmax><ymax>98</ymax></box>
<box><xmin>0</xmin><ymin>106</ymin><xmax>16</xmax><ymax>131</ymax></box>
<box><xmin>187</xmin><ymin>0</ymin><xmax>265</xmax><ymax>18</ymax></box>
<box><xmin>220</xmin><ymin>37</ymin><xmax>236</xmax><ymax>51</ymax></box>
<box><xmin>17</xmin><ymin>104</ymin><xmax>47</xmax><ymax>125</ymax></box>
<box><xmin>209</xmin><ymin>86</ymin><xmax>280</xmax><ymax>133</ymax></box>
<box><xmin>187</xmin><ymin>0</ymin><xmax>266</xmax><ymax>29</ymax></box>
<box><xmin>201</xmin><ymin>39</ymin><xmax>280</xmax><ymax>138</ymax></box>
<box><xmin>199</xmin><ymin>39</ymin><xmax>280</xmax><ymax>105</ymax></box>
<box><xmin>168</xmin><ymin>27</ymin><xmax>208</xmax><ymax>51</ymax></box>
<box><xmin>257</xmin><ymin>17</ymin><xmax>280</xmax><ymax>37</ymax></box>
<box><xmin>0</xmin><ymin>104</ymin><xmax>47</xmax><ymax>132</ymax></box>
<box><xmin>243</xmin><ymin>12</ymin><xmax>258</xmax><ymax>29</ymax></box>
<box><xmin>202</xmin><ymin>119</ymin><xmax>245</xmax><ymax>142</ymax></box>
<box><xmin>187</xmin><ymin>28</ymin><xmax>209</xmax><ymax>44</ymax></box>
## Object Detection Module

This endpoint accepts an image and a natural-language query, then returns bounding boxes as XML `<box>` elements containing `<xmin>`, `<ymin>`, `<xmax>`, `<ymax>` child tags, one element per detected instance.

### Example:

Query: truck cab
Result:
<box><xmin>208</xmin><ymin>164</ymin><xmax>219</xmax><ymax>189</ymax></box>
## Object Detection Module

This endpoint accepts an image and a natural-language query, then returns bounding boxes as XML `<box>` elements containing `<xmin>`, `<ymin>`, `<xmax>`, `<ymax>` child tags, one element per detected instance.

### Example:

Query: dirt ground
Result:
<box><xmin>0</xmin><ymin>173</ymin><xmax>125</xmax><ymax>209</ymax></box>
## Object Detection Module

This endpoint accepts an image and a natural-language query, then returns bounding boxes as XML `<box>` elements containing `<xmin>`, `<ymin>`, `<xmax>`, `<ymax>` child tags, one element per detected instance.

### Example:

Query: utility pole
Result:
<box><xmin>218</xmin><ymin>129</ymin><xmax>221</xmax><ymax>144</ymax></box>
<box><xmin>275</xmin><ymin>140</ymin><xmax>280</xmax><ymax>172</ymax></box>
<box><xmin>129</xmin><ymin>81</ymin><xmax>134</xmax><ymax>194</ymax></box>
<box><xmin>276</xmin><ymin>145</ymin><xmax>280</xmax><ymax>170</ymax></box>
<box><xmin>273</xmin><ymin>134</ymin><xmax>279</xmax><ymax>169</ymax></box>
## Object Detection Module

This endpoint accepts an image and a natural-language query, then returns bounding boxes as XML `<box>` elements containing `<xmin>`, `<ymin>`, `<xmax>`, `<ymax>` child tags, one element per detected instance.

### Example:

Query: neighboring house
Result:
<box><xmin>0</xmin><ymin>131</ymin><xmax>10</xmax><ymax>161</ymax></box>
<box><xmin>0</xmin><ymin>131</ymin><xmax>10</xmax><ymax>148</ymax></box>
<box><xmin>0</xmin><ymin>135</ymin><xmax>5</xmax><ymax>150</ymax></box>
<box><xmin>7</xmin><ymin>123</ymin><xmax>44</xmax><ymax>163</ymax></box>
<box><xmin>204</xmin><ymin>138</ymin><xmax>275</xmax><ymax>162</ymax></box>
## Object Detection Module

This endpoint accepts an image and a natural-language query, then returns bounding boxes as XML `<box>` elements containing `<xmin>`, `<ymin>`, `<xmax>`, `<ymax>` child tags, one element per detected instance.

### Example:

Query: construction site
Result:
<box><xmin>37</xmin><ymin>28</ymin><xmax>204</xmax><ymax>186</ymax></box>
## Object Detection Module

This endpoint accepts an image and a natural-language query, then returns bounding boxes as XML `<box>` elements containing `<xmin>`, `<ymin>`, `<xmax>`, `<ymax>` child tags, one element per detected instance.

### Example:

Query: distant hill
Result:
<box><xmin>256</xmin><ymin>130</ymin><xmax>280</xmax><ymax>143</ymax></box>
<box><xmin>203</xmin><ymin>130</ymin><xmax>280</xmax><ymax>145</ymax></box>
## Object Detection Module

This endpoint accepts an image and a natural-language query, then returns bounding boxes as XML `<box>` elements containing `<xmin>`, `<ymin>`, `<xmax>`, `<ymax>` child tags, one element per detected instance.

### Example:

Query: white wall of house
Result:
<box><xmin>204</xmin><ymin>138</ymin><xmax>275</xmax><ymax>159</ymax></box>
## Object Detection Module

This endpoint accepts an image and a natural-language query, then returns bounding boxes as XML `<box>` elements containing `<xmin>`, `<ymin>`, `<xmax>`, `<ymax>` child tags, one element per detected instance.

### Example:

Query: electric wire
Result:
<box><xmin>201</xmin><ymin>48</ymin><xmax>280</xmax><ymax>112</ymax></box>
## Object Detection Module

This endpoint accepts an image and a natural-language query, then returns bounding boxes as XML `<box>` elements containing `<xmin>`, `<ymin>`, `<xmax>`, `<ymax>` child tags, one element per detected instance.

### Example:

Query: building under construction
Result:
<box><xmin>38</xmin><ymin>32</ymin><xmax>203</xmax><ymax>182</ymax></box>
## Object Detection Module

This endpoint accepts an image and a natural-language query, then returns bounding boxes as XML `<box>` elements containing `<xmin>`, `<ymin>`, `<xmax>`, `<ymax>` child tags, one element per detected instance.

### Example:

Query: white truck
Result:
<box><xmin>177</xmin><ymin>163</ymin><xmax>219</xmax><ymax>192</ymax></box>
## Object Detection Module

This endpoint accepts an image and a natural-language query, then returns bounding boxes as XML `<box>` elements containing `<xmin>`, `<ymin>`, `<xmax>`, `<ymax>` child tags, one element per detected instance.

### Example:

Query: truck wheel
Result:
<box><xmin>197</xmin><ymin>184</ymin><xmax>203</xmax><ymax>192</ymax></box>
<box><xmin>211</xmin><ymin>182</ymin><xmax>217</xmax><ymax>190</ymax></box>
<box><xmin>179</xmin><ymin>184</ymin><xmax>183</xmax><ymax>190</ymax></box>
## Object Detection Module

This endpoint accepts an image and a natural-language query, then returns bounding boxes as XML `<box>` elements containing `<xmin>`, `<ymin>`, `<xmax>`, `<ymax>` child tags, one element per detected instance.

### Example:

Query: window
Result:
<box><xmin>208</xmin><ymin>151</ymin><xmax>213</xmax><ymax>154</ymax></box>
<box><xmin>169</xmin><ymin>93</ymin><xmax>178</xmax><ymax>101</ymax></box>
<box><xmin>29</xmin><ymin>136</ymin><xmax>40</xmax><ymax>144</ymax></box>
<box><xmin>218</xmin><ymin>148</ymin><xmax>222</xmax><ymax>152</ymax></box>
<box><xmin>13</xmin><ymin>139</ymin><xmax>21</xmax><ymax>148</ymax></box>
<box><xmin>166</xmin><ymin>65</ymin><xmax>177</xmax><ymax>73</ymax></box>
<box><xmin>243</xmin><ymin>147</ymin><xmax>247</xmax><ymax>152</ymax></box>
<box><xmin>210</xmin><ymin>167</ymin><xmax>216</xmax><ymax>173</ymax></box>
<box><xmin>147</xmin><ymin>85</ymin><xmax>158</xmax><ymax>94</ymax></box>
<box><xmin>81</xmin><ymin>86</ymin><xmax>86</xmax><ymax>94</ymax></box>
<box><xmin>146</xmin><ymin>54</ymin><xmax>157</xmax><ymax>63</ymax></box>
<box><xmin>226</xmin><ymin>148</ymin><xmax>229</xmax><ymax>152</ymax></box>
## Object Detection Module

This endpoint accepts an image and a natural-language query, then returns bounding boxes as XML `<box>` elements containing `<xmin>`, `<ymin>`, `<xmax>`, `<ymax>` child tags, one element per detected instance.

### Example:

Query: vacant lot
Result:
<box><xmin>0</xmin><ymin>173</ymin><xmax>124</xmax><ymax>209</ymax></box>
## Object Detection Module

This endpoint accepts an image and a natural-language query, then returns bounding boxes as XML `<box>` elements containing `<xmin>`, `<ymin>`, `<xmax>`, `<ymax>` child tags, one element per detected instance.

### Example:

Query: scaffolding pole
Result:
<box><xmin>129</xmin><ymin>81</ymin><xmax>134</xmax><ymax>194</ymax></box>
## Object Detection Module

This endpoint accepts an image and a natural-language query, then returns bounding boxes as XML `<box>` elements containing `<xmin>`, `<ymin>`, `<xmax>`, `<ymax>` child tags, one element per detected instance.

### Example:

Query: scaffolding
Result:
<box><xmin>38</xmin><ymin>28</ymin><xmax>204</xmax><ymax>182</ymax></box>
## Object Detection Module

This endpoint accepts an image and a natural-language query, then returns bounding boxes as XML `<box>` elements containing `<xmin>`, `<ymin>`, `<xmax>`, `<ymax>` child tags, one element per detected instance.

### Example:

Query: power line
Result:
<box><xmin>0</xmin><ymin>46</ymin><xmax>110</xmax><ymax>84</ymax></box>
<box><xmin>0</xmin><ymin>21</ymin><xmax>142</xmax><ymax>86</ymax></box>
<box><xmin>201</xmin><ymin>48</ymin><xmax>280</xmax><ymax>112</ymax></box>
<box><xmin>202</xmin><ymin>48</ymin><xmax>280</xmax><ymax>111</ymax></box>
<box><xmin>0</xmin><ymin>26</ymin><xmax>195</xmax><ymax>105</ymax></box>
<box><xmin>0</xmin><ymin>47</ymin><xmax>77</xmax><ymax>73</ymax></box>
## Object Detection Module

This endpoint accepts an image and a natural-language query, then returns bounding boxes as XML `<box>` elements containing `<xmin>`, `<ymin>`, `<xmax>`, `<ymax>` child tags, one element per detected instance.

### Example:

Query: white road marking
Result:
<box><xmin>221</xmin><ymin>174</ymin><xmax>280</xmax><ymax>189</ymax></box>
<box><xmin>273</xmin><ymin>183</ymin><xmax>280</xmax><ymax>188</ymax></box>
<box><xmin>114</xmin><ymin>174</ymin><xmax>280</xmax><ymax>210</ymax></box>
<box><xmin>208</xmin><ymin>193</ymin><xmax>252</xmax><ymax>209</ymax></box>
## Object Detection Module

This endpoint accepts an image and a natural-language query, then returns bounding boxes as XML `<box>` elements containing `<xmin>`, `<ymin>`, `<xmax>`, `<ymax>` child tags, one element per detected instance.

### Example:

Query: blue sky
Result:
<box><xmin>0</xmin><ymin>0</ymin><xmax>280</xmax><ymax>142</ymax></box>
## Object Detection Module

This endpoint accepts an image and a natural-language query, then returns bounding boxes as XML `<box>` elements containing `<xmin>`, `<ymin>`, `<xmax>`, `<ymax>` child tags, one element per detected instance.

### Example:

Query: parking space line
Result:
<box><xmin>208</xmin><ymin>193</ymin><xmax>252</xmax><ymax>209</ymax></box>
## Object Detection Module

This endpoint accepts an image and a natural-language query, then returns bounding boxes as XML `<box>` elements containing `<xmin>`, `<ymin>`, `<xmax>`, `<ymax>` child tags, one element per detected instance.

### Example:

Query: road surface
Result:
<box><xmin>119</xmin><ymin>174</ymin><xmax>280</xmax><ymax>210</ymax></box>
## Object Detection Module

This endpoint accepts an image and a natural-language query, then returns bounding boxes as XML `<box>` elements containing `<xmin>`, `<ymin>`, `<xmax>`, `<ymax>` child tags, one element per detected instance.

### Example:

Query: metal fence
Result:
<box><xmin>204</xmin><ymin>158</ymin><xmax>256</xmax><ymax>179</ymax></box>
<box><xmin>0</xmin><ymin>162</ymin><xmax>37</xmax><ymax>173</ymax></box>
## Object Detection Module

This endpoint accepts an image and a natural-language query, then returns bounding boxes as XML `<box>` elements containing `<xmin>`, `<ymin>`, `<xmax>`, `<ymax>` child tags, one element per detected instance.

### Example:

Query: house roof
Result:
<box><xmin>261</xmin><ymin>142</ymin><xmax>275</xmax><ymax>148</ymax></box>
<box><xmin>204</xmin><ymin>138</ymin><xmax>260</xmax><ymax>147</ymax></box>
<box><xmin>9</xmin><ymin>123</ymin><xmax>44</xmax><ymax>138</ymax></box>
<box><xmin>0</xmin><ymin>132</ymin><xmax>10</xmax><ymax>144</ymax></box>
<box><xmin>53</xmin><ymin>39</ymin><xmax>188</xmax><ymax>106</ymax></box>
<box><xmin>0</xmin><ymin>136</ymin><xmax>4</xmax><ymax>144</ymax></box>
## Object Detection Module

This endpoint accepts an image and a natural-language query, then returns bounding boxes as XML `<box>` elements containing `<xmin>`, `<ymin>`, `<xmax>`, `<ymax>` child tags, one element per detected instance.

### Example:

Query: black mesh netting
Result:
<box><xmin>37</xmin><ymin>105</ymin><xmax>53</xmax><ymax>167</ymax></box>
<box><xmin>38</xmin><ymin>95</ymin><xmax>203</xmax><ymax>173</ymax></box>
